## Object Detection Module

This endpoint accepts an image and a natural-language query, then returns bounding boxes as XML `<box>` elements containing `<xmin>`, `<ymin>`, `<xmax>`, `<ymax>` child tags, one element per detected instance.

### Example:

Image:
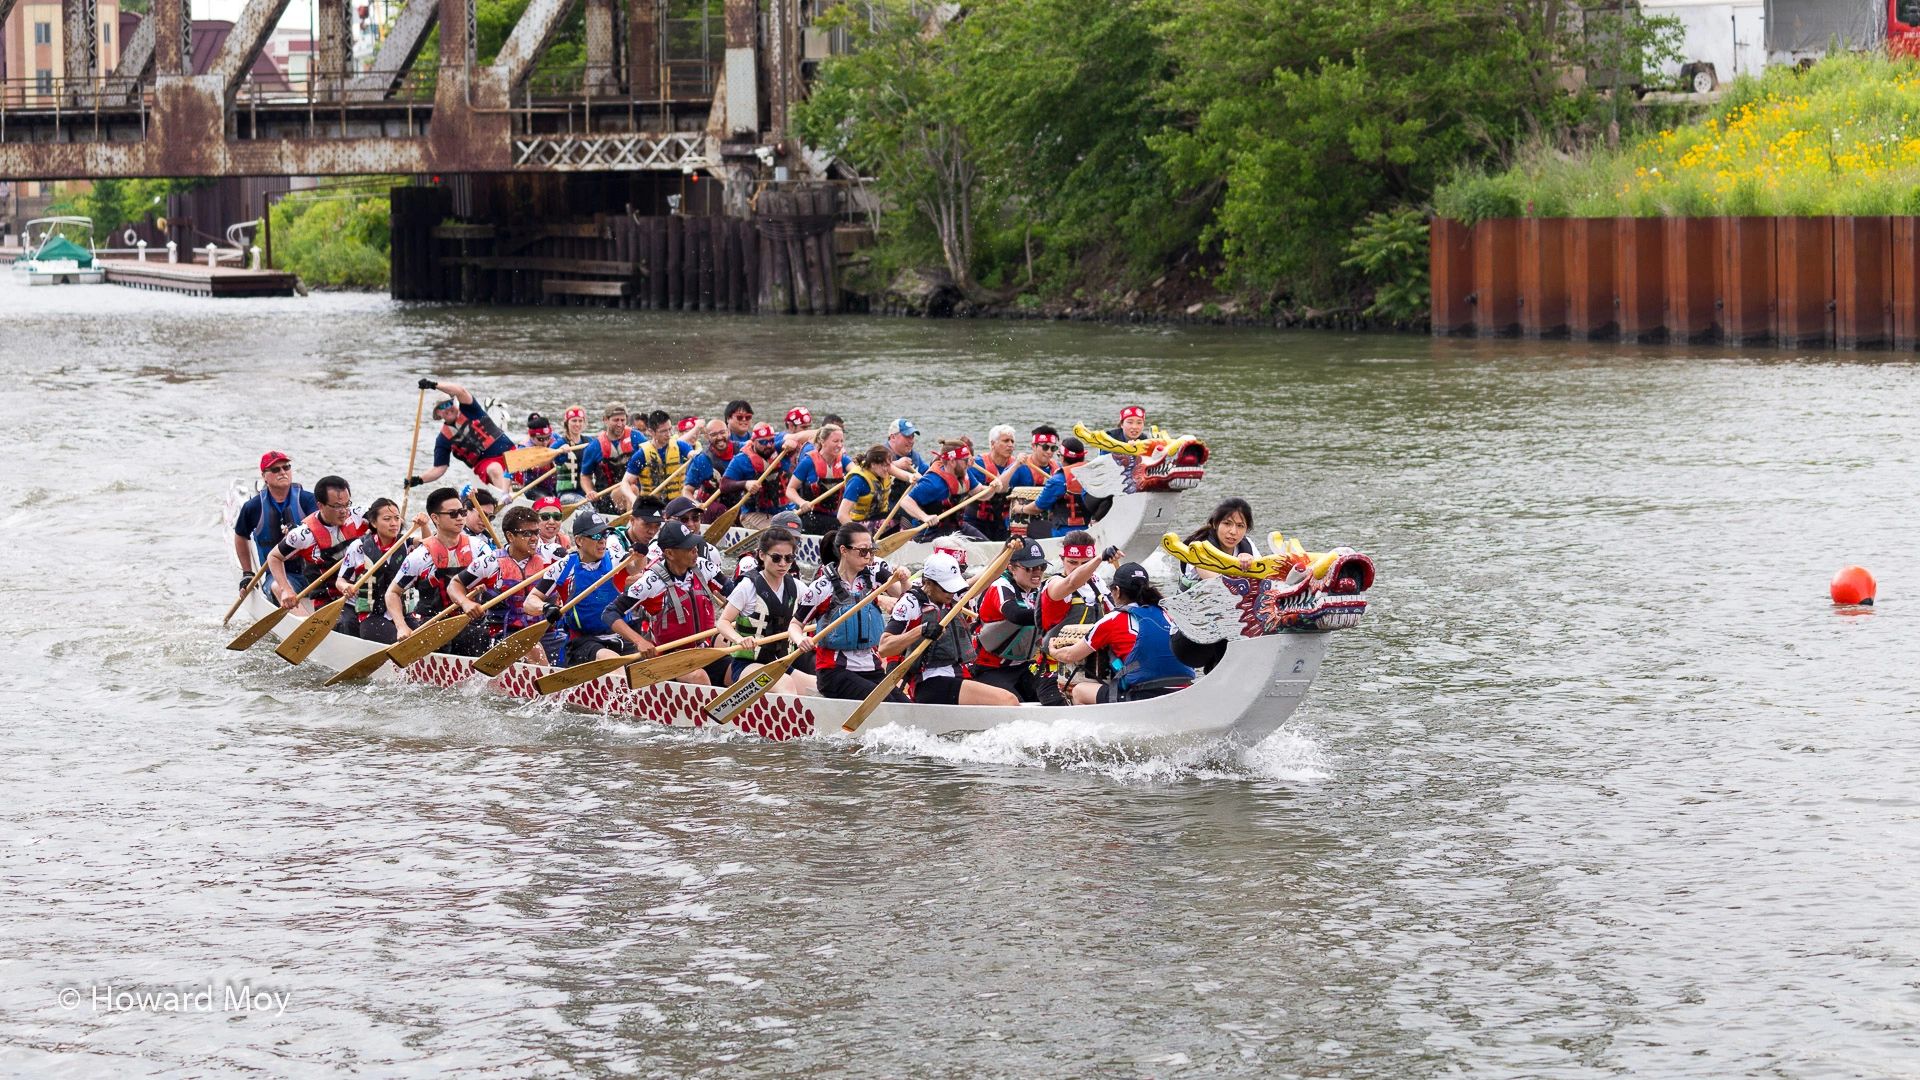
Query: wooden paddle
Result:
<box><xmin>274</xmin><ymin>523</ymin><xmax>424</xmax><ymax>665</ymax></box>
<box><xmin>502</xmin><ymin>441</ymin><xmax>587</xmax><ymax>474</ymax></box>
<box><xmin>225</xmin><ymin>558</ymin><xmax>343</xmax><ymax>652</ymax></box>
<box><xmin>702</xmin><ymin>571</ymin><xmax>899</xmax><ymax>726</ymax></box>
<box><xmin>703</xmin><ymin>449</ymin><xmax>788</xmax><ymax>544</ymax></box>
<box><xmin>467</xmin><ymin>554</ymin><xmax>637</xmax><ymax>677</ymax></box>
<box><xmin>626</xmin><ymin>632</ymin><xmax>788</xmax><ymax>691</ymax></box>
<box><xmin>532</xmin><ymin>626</ymin><xmax>721</xmax><ymax>695</ymax></box>
<box><xmin>500</xmin><ymin>463</ymin><xmax>559</xmax><ymax>505</ymax></box>
<box><xmin>873</xmin><ymin>483</ymin><xmax>998</xmax><ymax>559</ymax></box>
<box><xmin>843</xmin><ymin>541</ymin><xmax>1016</xmax><ymax>733</ymax></box>
<box><xmin>224</xmin><ymin>563</ymin><xmax>271</xmax><ymax>627</ymax></box>
<box><xmin>399</xmin><ymin>386</ymin><xmax>426</xmax><ymax>519</ymax></box>
<box><xmin>323</xmin><ymin>554</ymin><xmax>560</xmax><ymax>683</ymax></box>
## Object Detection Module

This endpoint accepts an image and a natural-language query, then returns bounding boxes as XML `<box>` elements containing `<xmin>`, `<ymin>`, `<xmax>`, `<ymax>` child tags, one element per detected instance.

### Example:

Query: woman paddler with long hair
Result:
<box><xmin>548</xmin><ymin>406</ymin><xmax>590</xmax><ymax>505</ymax></box>
<box><xmin>791</xmin><ymin>522</ymin><xmax>910</xmax><ymax>701</ymax></box>
<box><xmin>335</xmin><ymin>498</ymin><xmax>421</xmax><ymax>642</ymax></box>
<box><xmin>1047</xmin><ymin>562</ymin><xmax>1195</xmax><ymax>705</ymax></box>
<box><xmin>715</xmin><ymin>526</ymin><xmax>817</xmax><ymax>696</ymax></box>
<box><xmin>1181</xmin><ymin>497</ymin><xmax>1257</xmax><ymax>581</ymax></box>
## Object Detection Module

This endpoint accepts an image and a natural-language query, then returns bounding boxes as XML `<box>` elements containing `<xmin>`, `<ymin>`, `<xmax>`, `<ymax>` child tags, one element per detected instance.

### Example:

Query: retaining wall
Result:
<box><xmin>1430</xmin><ymin>216</ymin><xmax>1920</xmax><ymax>350</ymax></box>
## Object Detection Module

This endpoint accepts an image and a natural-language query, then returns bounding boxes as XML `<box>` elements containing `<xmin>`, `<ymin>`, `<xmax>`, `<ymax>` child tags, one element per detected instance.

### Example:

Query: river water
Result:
<box><xmin>2</xmin><ymin>280</ymin><xmax>1916</xmax><ymax>1077</ymax></box>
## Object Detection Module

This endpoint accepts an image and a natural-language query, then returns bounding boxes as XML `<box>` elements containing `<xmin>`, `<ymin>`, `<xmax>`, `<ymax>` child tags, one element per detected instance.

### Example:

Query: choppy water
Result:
<box><xmin>2</xmin><ymin>279</ymin><xmax>1917</xmax><ymax>1077</ymax></box>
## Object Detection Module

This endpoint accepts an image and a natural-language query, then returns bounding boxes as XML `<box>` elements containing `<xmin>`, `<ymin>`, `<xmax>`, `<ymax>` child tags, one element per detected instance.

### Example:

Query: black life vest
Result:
<box><xmin>444</xmin><ymin>409</ymin><xmax>508</xmax><ymax>469</ymax></box>
<box><xmin>349</xmin><ymin>533</ymin><xmax>411</xmax><ymax>617</ymax></box>
<box><xmin>732</xmin><ymin>571</ymin><xmax>798</xmax><ymax>664</ymax></box>
<box><xmin>592</xmin><ymin>432</ymin><xmax>638</xmax><ymax>488</ymax></box>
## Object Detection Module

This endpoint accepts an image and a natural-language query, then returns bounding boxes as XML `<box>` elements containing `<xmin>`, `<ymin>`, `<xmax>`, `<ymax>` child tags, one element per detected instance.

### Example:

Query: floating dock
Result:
<box><xmin>1</xmin><ymin>248</ymin><xmax>299</xmax><ymax>297</ymax></box>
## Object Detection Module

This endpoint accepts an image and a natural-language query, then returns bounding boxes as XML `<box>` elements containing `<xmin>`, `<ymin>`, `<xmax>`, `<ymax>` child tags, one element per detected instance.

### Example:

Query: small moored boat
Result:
<box><xmin>11</xmin><ymin>217</ymin><xmax>107</xmax><ymax>285</ymax></box>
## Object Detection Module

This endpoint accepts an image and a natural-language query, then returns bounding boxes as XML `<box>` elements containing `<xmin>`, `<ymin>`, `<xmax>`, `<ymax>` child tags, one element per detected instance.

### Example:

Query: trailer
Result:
<box><xmin>1640</xmin><ymin>0</ymin><xmax>1768</xmax><ymax>92</ymax></box>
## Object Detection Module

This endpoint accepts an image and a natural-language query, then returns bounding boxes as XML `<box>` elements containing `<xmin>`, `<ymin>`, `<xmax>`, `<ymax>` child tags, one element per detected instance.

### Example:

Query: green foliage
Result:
<box><xmin>268</xmin><ymin>188</ymin><xmax>392</xmax><ymax>289</ymax></box>
<box><xmin>46</xmin><ymin>178</ymin><xmax>203</xmax><ymax>239</ymax></box>
<box><xmin>1341</xmin><ymin>207</ymin><xmax>1430</xmax><ymax>321</ymax></box>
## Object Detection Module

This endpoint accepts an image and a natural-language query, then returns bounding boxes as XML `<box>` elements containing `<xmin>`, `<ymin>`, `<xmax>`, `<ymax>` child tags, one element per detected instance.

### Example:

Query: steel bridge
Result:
<box><xmin>0</xmin><ymin>0</ymin><xmax>811</xmax><ymax>179</ymax></box>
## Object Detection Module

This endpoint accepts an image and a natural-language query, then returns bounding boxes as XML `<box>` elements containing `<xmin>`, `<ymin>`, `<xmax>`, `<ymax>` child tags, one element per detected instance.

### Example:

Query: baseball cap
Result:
<box><xmin>921</xmin><ymin>553</ymin><xmax>966</xmax><ymax>593</ymax></box>
<box><xmin>531</xmin><ymin>495</ymin><xmax>563</xmax><ymax>514</ymax></box>
<box><xmin>604</xmin><ymin>402</ymin><xmax>627</xmax><ymax>419</ymax></box>
<box><xmin>785</xmin><ymin>406</ymin><xmax>812</xmax><ymax>427</ymax></box>
<box><xmin>657</xmin><ymin>520</ymin><xmax>699</xmax><ymax>551</ymax></box>
<box><xmin>891</xmin><ymin>419</ymin><xmax>919</xmax><ymax>438</ymax></box>
<box><xmin>663</xmin><ymin>495</ymin><xmax>700</xmax><ymax>519</ymax></box>
<box><xmin>259</xmin><ymin>450</ymin><xmax>290</xmax><ymax>471</ymax></box>
<box><xmin>571</xmin><ymin>509</ymin><xmax>612</xmax><ymax>539</ymax></box>
<box><xmin>631</xmin><ymin>497</ymin><xmax>666</xmax><ymax>524</ymax></box>
<box><xmin>1113</xmin><ymin>561</ymin><xmax>1151</xmax><ymax>593</ymax></box>
<box><xmin>771</xmin><ymin>510</ymin><xmax>803</xmax><ymax>530</ymax></box>
<box><xmin>1010</xmin><ymin>539</ymin><xmax>1048</xmax><ymax>568</ymax></box>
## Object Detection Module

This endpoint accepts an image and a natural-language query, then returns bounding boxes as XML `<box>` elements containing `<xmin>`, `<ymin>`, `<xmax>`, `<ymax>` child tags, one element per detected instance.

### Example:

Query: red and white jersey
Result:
<box><xmin>887</xmin><ymin>590</ymin><xmax>959</xmax><ymax>680</ymax></box>
<box><xmin>339</xmin><ymin>534</ymin><xmax>406</xmax><ymax>590</ymax></box>
<box><xmin>278</xmin><ymin>507</ymin><xmax>369</xmax><ymax>564</ymax></box>
<box><xmin>1086</xmin><ymin>608</ymin><xmax>1140</xmax><ymax>659</ymax></box>
<box><xmin>797</xmin><ymin>562</ymin><xmax>896</xmax><ymax>672</ymax></box>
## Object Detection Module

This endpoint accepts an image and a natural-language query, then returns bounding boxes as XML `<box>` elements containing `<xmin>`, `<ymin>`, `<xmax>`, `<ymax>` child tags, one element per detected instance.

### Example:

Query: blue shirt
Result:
<box><xmin>790</xmin><ymin>451</ymin><xmax>850</xmax><ymax>490</ymax></box>
<box><xmin>841</xmin><ymin>472</ymin><xmax>874</xmax><ymax>507</ymax></box>
<box><xmin>1033</xmin><ymin>471</ymin><xmax>1073</xmax><ymax>513</ymax></box>
<box><xmin>892</xmin><ymin>449</ymin><xmax>929</xmax><ymax>474</ymax></box>
<box><xmin>234</xmin><ymin>485</ymin><xmax>317</xmax><ymax>564</ymax></box>
<box><xmin>684</xmin><ymin>448</ymin><xmax>732</xmax><ymax>493</ymax></box>
<box><xmin>905</xmin><ymin>471</ymin><xmax>964</xmax><ymax>514</ymax></box>
<box><xmin>431</xmin><ymin>400</ymin><xmax>514</xmax><ymax>468</ymax></box>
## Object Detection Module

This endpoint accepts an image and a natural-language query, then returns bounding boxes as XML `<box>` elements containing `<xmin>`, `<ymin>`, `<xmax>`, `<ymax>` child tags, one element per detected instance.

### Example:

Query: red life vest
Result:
<box><xmin>443</xmin><ymin>410</ymin><xmax>508</xmax><ymax>469</ymax></box>
<box><xmin>741</xmin><ymin>448</ymin><xmax>784</xmax><ymax>512</ymax></box>
<box><xmin>592</xmin><ymin>432</ymin><xmax>638</xmax><ymax>488</ymax></box>
<box><xmin>970</xmin><ymin>454</ymin><xmax>1016</xmax><ymax>526</ymax></box>
<box><xmin>487</xmin><ymin>550</ymin><xmax>551</xmax><ymax>632</ymax></box>
<box><xmin>296</xmin><ymin>509</ymin><xmax>370</xmax><ymax>567</ymax></box>
<box><xmin>418</xmin><ymin>533</ymin><xmax>477</xmax><ymax>611</ymax></box>
<box><xmin>926</xmin><ymin>465</ymin><xmax>971</xmax><ymax>513</ymax></box>
<box><xmin>802</xmin><ymin>448</ymin><xmax>845</xmax><ymax>501</ymax></box>
<box><xmin>647</xmin><ymin>572</ymin><xmax>717</xmax><ymax>644</ymax></box>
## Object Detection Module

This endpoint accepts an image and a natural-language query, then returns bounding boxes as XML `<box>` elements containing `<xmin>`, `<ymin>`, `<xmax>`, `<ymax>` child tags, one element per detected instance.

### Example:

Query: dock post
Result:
<box><xmin>204</xmin><ymin>243</ymin><xmax>218</xmax><ymax>268</ymax></box>
<box><xmin>250</xmin><ymin>246</ymin><xmax>261</xmax><ymax>270</ymax></box>
<box><xmin>137</xmin><ymin>240</ymin><xmax>148</xmax><ymax>262</ymax></box>
<box><xmin>167</xmin><ymin>241</ymin><xmax>177</xmax><ymax>264</ymax></box>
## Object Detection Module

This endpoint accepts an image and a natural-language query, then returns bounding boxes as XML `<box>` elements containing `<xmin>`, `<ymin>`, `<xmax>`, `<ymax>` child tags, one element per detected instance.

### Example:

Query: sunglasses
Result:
<box><xmin>538</xmin><ymin>512</ymin><xmax>563</xmax><ymax>521</ymax></box>
<box><xmin>431</xmin><ymin>507</ymin><xmax>461</xmax><ymax>517</ymax></box>
<box><xmin>730</xmin><ymin>413</ymin><xmax>753</xmax><ymax>422</ymax></box>
<box><xmin>848</xmin><ymin>545</ymin><xmax>875</xmax><ymax>556</ymax></box>
<box><xmin>764</xmin><ymin>552</ymin><xmax>794</xmax><ymax>564</ymax></box>
<box><xmin>509</xmin><ymin>528</ymin><xmax>539</xmax><ymax>538</ymax></box>
<box><xmin>265</xmin><ymin>463</ymin><xmax>292</xmax><ymax>474</ymax></box>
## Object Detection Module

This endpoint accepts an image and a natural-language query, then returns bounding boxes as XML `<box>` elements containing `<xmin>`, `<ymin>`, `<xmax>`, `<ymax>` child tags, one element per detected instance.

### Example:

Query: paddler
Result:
<box><xmin>878</xmin><ymin>553</ymin><xmax>1012</xmax><ymax>706</ymax></box>
<box><xmin>405</xmin><ymin>379</ymin><xmax>517</xmax><ymax>493</ymax></box>
<box><xmin>448</xmin><ymin>506</ymin><xmax>555</xmax><ymax>662</ymax></box>
<box><xmin>724</xmin><ymin>399</ymin><xmax>755</xmax><ymax>449</ymax></box>
<box><xmin>715</xmin><ymin>526</ymin><xmax>814</xmax><ymax>695</ymax></box>
<box><xmin>531</xmin><ymin>495</ymin><xmax>573</xmax><ymax>561</ymax></box>
<box><xmin>384</xmin><ymin>487</ymin><xmax>495</xmax><ymax>655</ymax></box>
<box><xmin>1001</xmin><ymin>426</ymin><xmax>1062</xmax><ymax>538</ymax></box>
<box><xmin>963</xmin><ymin>424</ymin><xmax>1021</xmax><ymax>541</ymax></box>
<box><xmin>882</xmin><ymin>420</ymin><xmax>929</xmax><ymax>519</ymax></box>
<box><xmin>792</xmin><ymin>523</ymin><xmax>911</xmax><ymax>701</ymax></box>
<box><xmin>529</xmin><ymin>509</ymin><xmax>633</xmax><ymax>666</ymax></box>
<box><xmin>1108</xmin><ymin>404</ymin><xmax>1147</xmax><ymax>443</ymax></box>
<box><xmin>721</xmin><ymin>422</ymin><xmax>791</xmax><ymax>530</ymax></box>
<box><xmin>233</xmin><ymin>450</ymin><xmax>316</xmax><ymax>594</ymax></box>
<box><xmin>621</xmin><ymin>408</ymin><xmax>694</xmax><ymax>501</ymax></box>
<box><xmin>463</xmin><ymin>487</ymin><xmax>499</xmax><ymax>541</ymax></box>
<box><xmin>623</xmin><ymin>496</ymin><xmax>667</xmax><ymax>558</ymax></box>
<box><xmin>1048</xmin><ymin>562</ymin><xmax>1195</xmax><ymax>704</ymax></box>
<box><xmin>837</xmin><ymin>445</ymin><xmax>895</xmax><ymax>526</ymax></box>
<box><xmin>513</xmin><ymin>413</ymin><xmax>558</xmax><ymax>499</ymax></box>
<box><xmin>897</xmin><ymin>440</ymin><xmax>993</xmax><ymax>541</ymax></box>
<box><xmin>337</xmin><ymin>498</ymin><xmax>421</xmax><ymax>642</ymax></box>
<box><xmin>550</xmin><ymin>406</ymin><xmax>591</xmax><ymax>504</ymax></box>
<box><xmin>577</xmin><ymin>402</ymin><xmax>638</xmax><ymax>514</ymax></box>
<box><xmin>968</xmin><ymin>538</ymin><xmax>1052</xmax><ymax>702</ymax></box>
<box><xmin>734</xmin><ymin>510</ymin><xmax>804</xmax><ymax>580</ymax></box>
<box><xmin>265</xmin><ymin>475</ymin><xmax>367</xmax><ymax>609</ymax></box>
<box><xmin>785</xmin><ymin>422</ymin><xmax>849</xmax><ymax>534</ymax></box>
<box><xmin>1180</xmin><ymin>497</ymin><xmax>1258</xmax><ymax>580</ymax></box>
<box><xmin>681</xmin><ymin>419</ymin><xmax>737</xmax><ymax>513</ymax></box>
<box><xmin>1025</xmin><ymin>435</ymin><xmax>1093</xmax><ymax>538</ymax></box>
<box><xmin>1033</xmin><ymin>530</ymin><xmax>1121</xmax><ymax>705</ymax></box>
<box><xmin>606</xmin><ymin>520</ymin><xmax>727</xmax><ymax>683</ymax></box>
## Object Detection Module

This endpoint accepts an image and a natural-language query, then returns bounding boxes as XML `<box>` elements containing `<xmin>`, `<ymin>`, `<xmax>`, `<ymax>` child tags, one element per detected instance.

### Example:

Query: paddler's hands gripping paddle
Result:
<box><xmin>274</xmin><ymin>522</ymin><xmax>425</xmax><ymax>665</ymax></box>
<box><xmin>502</xmin><ymin>441</ymin><xmax>588</xmax><ymax>475</ymax></box>
<box><xmin>468</xmin><ymin>554</ymin><xmax>638</xmax><ymax>678</ymax></box>
<box><xmin>843</xmin><ymin>540</ymin><xmax>1016</xmax><ymax>733</ymax></box>
<box><xmin>873</xmin><ymin>483</ymin><xmax>996</xmax><ymax>559</ymax></box>
<box><xmin>226</xmin><ymin>559</ymin><xmax>344</xmax><ymax>652</ymax></box>
<box><xmin>323</xmin><ymin>557</ymin><xmax>562</xmax><ymax>684</ymax></box>
<box><xmin>702</xmin><ymin>567</ymin><xmax>905</xmax><ymax>727</ymax></box>
<box><xmin>704</xmin><ymin>449</ymin><xmax>789</xmax><ymax>545</ymax></box>
<box><xmin>223</xmin><ymin>563</ymin><xmax>272</xmax><ymax>627</ymax></box>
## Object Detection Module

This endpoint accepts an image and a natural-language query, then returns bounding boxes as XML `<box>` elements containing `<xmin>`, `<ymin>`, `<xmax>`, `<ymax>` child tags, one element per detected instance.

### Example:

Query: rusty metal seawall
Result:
<box><xmin>1430</xmin><ymin>216</ymin><xmax>1920</xmax><ymax>351</ymax></box>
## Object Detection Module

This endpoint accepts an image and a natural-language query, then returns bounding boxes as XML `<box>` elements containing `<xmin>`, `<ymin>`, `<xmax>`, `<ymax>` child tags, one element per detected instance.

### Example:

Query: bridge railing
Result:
<box><xmin>230</xmin><ymin>66</ymin><xmax>440</xmax><ymax>140</ymax></box>
<box><xmin>0</xmin><ymin>74</ymin><xmax>150</xmax><ymax>143</ymax></box>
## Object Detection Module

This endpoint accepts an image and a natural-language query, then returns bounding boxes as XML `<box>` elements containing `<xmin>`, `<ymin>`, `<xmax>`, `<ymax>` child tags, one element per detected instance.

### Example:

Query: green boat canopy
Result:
<box><xmin>34</xmin><ymin>235</ymin><xmax>94</xmax><ymax>266</ymax></box>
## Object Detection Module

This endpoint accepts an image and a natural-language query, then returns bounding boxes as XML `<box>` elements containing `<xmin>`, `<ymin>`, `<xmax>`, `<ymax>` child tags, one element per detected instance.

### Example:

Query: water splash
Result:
<box><xmin>852</xmin><ymin>716</ymin><xmax>1330</xmax><ymax>784</ymax></box>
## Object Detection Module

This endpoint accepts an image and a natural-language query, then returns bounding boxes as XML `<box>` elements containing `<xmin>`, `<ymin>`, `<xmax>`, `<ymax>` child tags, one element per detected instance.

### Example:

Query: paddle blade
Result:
<box><xmin>722</xmin><ymin>528</ymin><xmax>766</xmax><ymax>557</ymax></box>
<box><xmin>471</xmin><ymin>619</ymin><xmax>552</xmax><ymax>678</ymax></box>
<box><xmin>274</xmin><ymin>596</ymin><xmax>347</xmax><ymax>665</ymax></box>
<box><xmin>226</xmin><ymin>605</ymin><xmax>290</xmax><ymax>651</ymax></box>
<box><xmin>532</xmin><ymin>652</ymin><xmax>631</xmax><ymax>694</ymax></box>
<box><xmin>702</xmin><ymin>651</ymin><xmax>799</xmax><ymax>725</ymax></box>
<box><xmin>873</xmin><ymin>523</ymin><xmax>924</xmax><ymax>559</ymax></box>
<box><xmin>842</xmin><ymin>642</ymin><xmax>925</xmax><ymax>733</ymax></box>
<box><xmin>625</xmin><ymin>646</ymin><xmax>729</xmax><ymax>691</ymax></box>
<box><xmin>501</xmin><ymin>444</ymin><xmax>559</xmax><ymax>473</ymax></box>
<box><xmin>703</xmin><ymin>500</ymin><xmax>743</xmax><ymax>544</ymax></box>
<box><xmin>386</xmin><ymin>613</ymin><xmax>472</xmax><ymax>669</ymax></box>
<box><xmin>323</xmin><ymin>645</ymin><xmax>397</xmax><ymax>686</ymax></box>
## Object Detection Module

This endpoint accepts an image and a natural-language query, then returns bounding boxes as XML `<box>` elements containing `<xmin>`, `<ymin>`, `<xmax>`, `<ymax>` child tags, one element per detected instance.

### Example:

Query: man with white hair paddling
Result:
<box><xmin>964</xmin><ymin>424</ymin><xmax>1022</xmax><ymax>542</ymax></box>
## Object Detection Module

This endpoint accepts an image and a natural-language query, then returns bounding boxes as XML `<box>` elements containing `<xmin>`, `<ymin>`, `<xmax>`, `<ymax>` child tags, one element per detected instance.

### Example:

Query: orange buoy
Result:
<box><xmin>1830</xmin><ymin>565</ymin><xmax>1877</xmax><ymax>606</ymax></box>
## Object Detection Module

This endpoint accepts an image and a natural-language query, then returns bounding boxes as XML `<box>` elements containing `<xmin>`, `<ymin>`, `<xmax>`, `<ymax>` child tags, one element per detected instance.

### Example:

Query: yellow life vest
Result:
<box><xmin>635</xmin><ymin>439</ymin><xmax>688</xmax><ymax>492</ymax></box>
<box><xmin>845</xmin><ymin>463</ymin><xmax>893</xmax><ymax>521</ymax></box>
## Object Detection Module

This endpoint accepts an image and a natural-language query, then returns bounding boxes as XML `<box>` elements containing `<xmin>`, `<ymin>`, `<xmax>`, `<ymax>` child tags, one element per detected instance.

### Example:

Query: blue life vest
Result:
<box><xmin>819</xmin><ymin>575</ymin><xmax>885</xmax><ymax>652</ymax></box>
<box><xmin>249</xmin><ymin>483</ymin><xmax>308</xmax><ymax>563</ymax></box>
<box><xmin>558</xmin><ymin>552</ymin><xmax>621</xmax><ymax>636</ymax></box>
<box><xmin>1116</xmin><ymin>605</ymin><xmax>1195</xmax><ymax>692</ymax></box>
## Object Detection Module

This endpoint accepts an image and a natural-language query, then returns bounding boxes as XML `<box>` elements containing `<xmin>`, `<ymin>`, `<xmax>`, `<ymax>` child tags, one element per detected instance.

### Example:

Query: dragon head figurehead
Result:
<box><xmin>1071</xmin><ymin>423</ymin><xmax>1208</xmax><ymax>493</ymax></box>
<box><xmin>1156</xmin><ymin>532</ymin><xmax>1375</xmax><ymax>638</ymax></box>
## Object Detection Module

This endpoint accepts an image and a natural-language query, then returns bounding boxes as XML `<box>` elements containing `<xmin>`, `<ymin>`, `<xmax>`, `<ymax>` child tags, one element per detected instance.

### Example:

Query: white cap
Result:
<box><xmin>921</xmin><ymin>553</ymin><xmax>966</xmax><ymax>594</ymax></box>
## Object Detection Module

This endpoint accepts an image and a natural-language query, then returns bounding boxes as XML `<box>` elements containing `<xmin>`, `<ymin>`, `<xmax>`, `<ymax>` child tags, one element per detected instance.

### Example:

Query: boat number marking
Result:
<box><xmin>1292</xmin><ymin>659</ymin><xmax>1305</xmax><ymax>673</ymax></box>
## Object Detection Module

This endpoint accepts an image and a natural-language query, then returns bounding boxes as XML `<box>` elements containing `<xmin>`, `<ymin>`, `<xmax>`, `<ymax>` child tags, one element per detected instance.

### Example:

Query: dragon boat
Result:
<box><xmin>223</xmin><ymin>482</ymin><xmax>1374</xmax><ymax>746</ymax></box>
<box><xmin>713</xmin><ymin>425</ymin><xmax>1211</xmax><ymax>567</ymax></box>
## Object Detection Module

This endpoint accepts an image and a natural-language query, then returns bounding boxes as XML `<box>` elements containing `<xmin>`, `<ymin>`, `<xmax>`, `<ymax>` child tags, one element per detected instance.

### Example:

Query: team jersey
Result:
<box><xmin>973</xmin><ymin>577</ymin><xmax>1040</xmax><ymax>669</ymax></box>
<box><xmin>789</xmin><ymin>451</ymin><xmax>851</xmax><ymax>493</ymax></box>
<box><xmin>683</xmin><ymin>447</ymin><xmax>734</xmax><ymax>496</ymax></box>
<box><xmin>1039</xmin><ymin>574</ymin><xmax>1110</xmax><ymax>632</ymax></box>
<box><xmin>797</xmin><ymin>563</ymin><xmax>895</xmax><ymax>672</ymax></box>
<box><xmin>885</xmin><ymin>591</ymin><xmax>959</xmax><ymax>680</ymax></box>
<box><xmin>393</xmin><ymin>533</ymin><xmax>495</xmax><ymax>584</ymax></box>
<box><xmin>275</xmin><ymin>507</ymin><xmax>369</xmax><ymax>563</ymax></box>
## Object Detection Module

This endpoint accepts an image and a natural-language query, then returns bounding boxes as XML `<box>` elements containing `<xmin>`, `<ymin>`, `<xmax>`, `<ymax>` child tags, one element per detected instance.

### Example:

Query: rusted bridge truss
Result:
<box><xmin>0</xmin><ymin>0</ymin><xmax>804</xmax><ymax>178</ymax></box>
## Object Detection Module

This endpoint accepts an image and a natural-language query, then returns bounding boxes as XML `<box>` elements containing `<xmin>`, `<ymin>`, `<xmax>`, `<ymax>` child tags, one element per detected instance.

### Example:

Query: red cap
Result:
<box><xmin>751</xmin><ymin>422</ymin><xmax>777</xmax><ymax>441</ymax></box>
<box><xmin>532</xmin><ymin>495</ymin><xmax>563</xmax><ymax>513</ymax></box>
<box><xmin>677</xmin><ymin>416</ymin><xmax>700</xmax><ymax>434</ymax></box>
<box><xmin>1031</xmin><ymin>432</ymin><xmax>1058</xmax><ymax>446</ymax></box>
<box><xmin>1119</xmin><ymin>405</ymin><xmax>1145</xmax><ymax>422</ymax></box>
<box><xmin>785</xmin><ymin>406</ymin><xmax>812</xmax><ymax>427</ymax></box>
<box><xmin>259</xmin><ymin>450</ymin><xmax>290</xmax><ymax>471</ymax></box>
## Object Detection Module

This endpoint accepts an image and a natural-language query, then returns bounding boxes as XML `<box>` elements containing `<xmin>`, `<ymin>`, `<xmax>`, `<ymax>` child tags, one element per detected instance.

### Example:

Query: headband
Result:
<box><xmin>751</xmin><ymin>422</ymin><xmax>776</xmax><ymax>440</ymax></box>
<box><xmin>1119</xmin><ymin>406</ymin><xmax>1145</xmax><ymax>421</ymax></box>
<box><xmin>563</xmin><ymin>406</ymin><xmax>585</xmax><ymax>421</ymax></box>
<box><xmin>677</xmin><ymin>416</ymin><xmax>699</xmax><ymax>433</ymax></box>
<box><xmin>1031</xmin><ymin>432</ymin><xmax>1059</xmax><ymax>446</ymax></box>
<box><xmin>1061</xmin><ymin>543</ymin><xmax>1096</xmax><ymax>560</ymax></box>
<box><xmin>939</xmin><ymin>446</ymin><xmax>971</xmax><ymax>463</ymax></box>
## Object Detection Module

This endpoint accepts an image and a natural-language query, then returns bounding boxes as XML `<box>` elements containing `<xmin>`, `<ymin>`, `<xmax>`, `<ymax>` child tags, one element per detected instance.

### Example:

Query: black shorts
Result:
<box><xmin>970</xmin><ymin>662</ymin><xmax>1039</xmax><ymax>703</ymax></box>
<box><xmin>913</xmin><ymin>674</ymin><xmax>961</xmax><ymax>705</ymax></box>
<box><xmin>1096</xmin><ymin>680</ymin><xmax>1189</xmax><ymax>704</ymax></box>
<box><xmin>818</xmin><ymin>665</ymin><xmax>905</xmax><ymax>703</ymax></box>
<box><xmin>565</xmin><ymin>634</ymin><xmax>633</xmax><ymax>666</ymax></box>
